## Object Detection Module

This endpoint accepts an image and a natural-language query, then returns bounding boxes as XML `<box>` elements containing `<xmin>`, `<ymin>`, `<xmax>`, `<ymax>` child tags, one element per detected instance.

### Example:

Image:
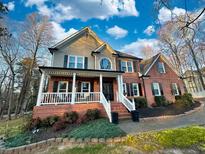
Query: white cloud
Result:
<box><xmin>51</xmin><ymin>22</ymin><xmax>78</xmax><ymax>42</ymax></box>
<box><xmin>121</xmin><ymin>38</ymin><xmax>159</xmax><ymax>58</ymax></box>
<box><xmin>143</xmin><ymin>25</ymin><xmax>155</xmax><ymax>36</ymax></box>
<box><xmin>106</xmin><ymin>25</ymin><xmax>128</xmax><ymax>39</ymax></box>
<box><xmin>158</xmin><ymin>7</ymin><xmax>186</xmax><ymax>23</ymax></box>
<box><xmin>4</xmin><ymin>1</ymin><xmax>15</xmax><ymax>11</ymax></box>
<box><xmin>23</xmin><ymin>0</ymin><xmax>139</xmax><ymax>22</ymax></box>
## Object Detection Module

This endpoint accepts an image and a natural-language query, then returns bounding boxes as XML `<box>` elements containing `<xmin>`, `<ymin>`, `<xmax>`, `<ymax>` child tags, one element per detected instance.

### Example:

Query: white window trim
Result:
<box><xmin>57</xmin><ymin>81</ymin><xmax>69</xmax><ymax>93</ymax></box>
<box><xmin>123</xmin><ymin>83</ymin><xmax>127</xmax><ymax>94</ymax></box>
<box><xmin>172</xmin><ymin>83</ymin><xmax>179</xmax><ymax>96</ymax></box>
<box><xmin>99</xmin><ymin>57</ymin><xmax>112</xmax><ymax>70</ymax></box>
<box><xmin>81</xmin><ymin>82</ymin><xmax>91</xmax><ymax>92</ymax></box>
<box><xmin>67</xmin><ymin>55</ymin><xmax>85</xmax><ymax>69</ymax></box>
<box><xmin>121</xmin><ymin>60</ymin><xmax>134</xmax><ymax>73</ymax></box>
<box><xmin>153</xmin><ymin>82</ymin><xmax>161</xmax><ymax>96</ymax></box>
<box><xmin>132</xmin><ymin>83</ymin><xmax>139</xmax><ymax>97</ymax></box>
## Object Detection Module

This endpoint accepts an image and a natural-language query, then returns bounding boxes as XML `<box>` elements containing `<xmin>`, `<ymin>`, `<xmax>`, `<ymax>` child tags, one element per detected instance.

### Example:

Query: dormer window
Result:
<box><xmin>100</xmin><ymin>58</ymin><xmax>111</xmax><ymax>70</ymax></box>
<box><xmin>157</xmin><ymin>62</ymin><xmax>166</xmax><ymax>73</ymax></box>
<box><xmin>121</xmin><ymin>61</ymin><xmax>133</xmax><ymax>72</ymax></box>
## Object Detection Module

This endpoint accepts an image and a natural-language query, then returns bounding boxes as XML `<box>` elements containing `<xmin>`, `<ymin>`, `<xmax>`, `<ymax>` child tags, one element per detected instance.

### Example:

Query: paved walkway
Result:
<box><xmin>119</xmin><ymin>99</ymin><xmax>205</xmax><ymax>134</ymax></box>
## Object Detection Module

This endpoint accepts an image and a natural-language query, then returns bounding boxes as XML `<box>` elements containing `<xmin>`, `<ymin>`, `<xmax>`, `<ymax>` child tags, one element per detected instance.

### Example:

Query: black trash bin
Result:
<box><xmin>111</xmin><ymin>112</ymin><xmax>118</xmax><ymax>124</ymax></box>
<box><xmin>131</xmin><ymin>110</ymin><xmax>139</xmax><ymax>122</ymax></box>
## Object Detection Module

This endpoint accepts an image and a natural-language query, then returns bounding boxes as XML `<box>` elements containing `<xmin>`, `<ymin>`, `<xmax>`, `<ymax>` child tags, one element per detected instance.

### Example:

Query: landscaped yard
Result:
<box><xmin>43</xmin><ymin>125</ymin><xmax>205</xmax><ymax>154</ymax></box>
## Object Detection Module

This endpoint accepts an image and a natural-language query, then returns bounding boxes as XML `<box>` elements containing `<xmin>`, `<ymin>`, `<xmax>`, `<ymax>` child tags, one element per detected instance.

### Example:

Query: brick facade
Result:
<box><xmin>144</xmin><ymin>57</ymin><xmax>185</xmax><ymax>106</ymax></box>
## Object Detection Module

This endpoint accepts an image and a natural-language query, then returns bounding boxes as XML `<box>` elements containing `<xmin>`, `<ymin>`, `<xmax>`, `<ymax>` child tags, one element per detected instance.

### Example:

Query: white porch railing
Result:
<box><xmin>40</xmin><ymin>92</ymin><xmax>101</xmax><ymax>105</ymax></box>
<box><xmin>100</xmin><ymin>92</ymin><xmax>112</xmax><ymax>122</ymax></box>
<box><xmin>119</xmin><ymin>93</ymin><xmax>135</xmax><ymax>111</ymax></box>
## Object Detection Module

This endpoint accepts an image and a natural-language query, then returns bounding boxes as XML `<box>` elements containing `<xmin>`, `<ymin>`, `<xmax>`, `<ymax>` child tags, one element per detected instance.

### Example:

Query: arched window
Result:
<box><xmin>100</xmin><ymin>58</ymin><xmax>111</xmax><ymax>70</ymax></box>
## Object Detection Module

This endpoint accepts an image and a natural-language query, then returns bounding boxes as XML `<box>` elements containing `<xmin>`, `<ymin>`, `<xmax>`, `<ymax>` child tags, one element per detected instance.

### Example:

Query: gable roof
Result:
<box><xmin>115</xmin><ymin>50</ymin><xmax>142</xmax><ymax>60</ymax></box>
<box><xmin>49</xmin><ymin>27</ymin><xmax>104</xmax><ymax>52</ymax></box>
<box><xmin>140</xmin><ymin>53</ymin><xmax>179</xmax><ymax>76</ymax></box>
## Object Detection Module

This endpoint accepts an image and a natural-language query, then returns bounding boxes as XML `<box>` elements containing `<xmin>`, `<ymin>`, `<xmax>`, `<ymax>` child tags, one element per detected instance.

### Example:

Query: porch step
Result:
<box><xmin>111</xmin><ymin>102</ymin><xmax>131</xmax><ymax>120</ymax></box>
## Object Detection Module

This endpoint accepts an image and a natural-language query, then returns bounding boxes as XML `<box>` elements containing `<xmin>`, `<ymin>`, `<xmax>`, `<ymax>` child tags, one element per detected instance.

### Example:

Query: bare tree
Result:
<box><xmin>15</xmin><ymin>13</ymin><xmax>53</xmax><ymax>115</ymax></box>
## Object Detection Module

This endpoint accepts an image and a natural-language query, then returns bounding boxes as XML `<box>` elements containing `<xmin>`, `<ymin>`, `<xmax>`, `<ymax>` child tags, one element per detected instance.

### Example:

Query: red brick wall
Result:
<box><xmin>33</xmin><ymin>103</ymin><xmax>107</xmax><ymax>119</ymax></box>
<box><xmin>144</xmin><ymin>57</ymin><xmax>185</xmax><ymax>106</ymax></box>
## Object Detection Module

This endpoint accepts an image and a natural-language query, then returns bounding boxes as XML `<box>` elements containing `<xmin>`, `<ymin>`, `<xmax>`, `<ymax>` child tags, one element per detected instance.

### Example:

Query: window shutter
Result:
<box><xmin>68</xmin><ymin>81</ymin><xmax>72</xmax><ymax>92</ymax></box>
<box><xmin>157</xmin><ymin>62</ymin><xmax>160</xmax><ymax>73</ymax></box>
<box><xmin>53</xmin><ymin>81</ymin><xmax>58</xmax><ymax>92</ymax></box>
<box><xmin>64</xmin><ymin>55</ymin><xmax>68</xmax><ymax>68</ymax></box>
<box><xmin>170</xmin><ymin>84</ymin><xmax>174</xmax><ymax>95</ymax></box>
<box><xmin>118</xmin><ymin>60</ymin><xmax>121</xmax><ymax>71</ymax></box>
<box><xmin>84</xmin><ymin>57</ymin><xmax>88</xmax><ymax>69</ymax></box>
<box><xmin>133</xmin><ymin>61</ymin><xmax>138</xmax><ymax>72</ymax></box>
<box><xmin>159</xmin><ymin>83</ymin><xmax>164</xmax><ymax>96</ymax></box>
<box><xmin>138</xmin><ymin>83</ymin><xmax>143</xmax><ymax>96</ymax></box>
<box><xmin>130</xmin><ymin>83</ymin><xmax>134</xmax><ymax>96</ymax></box>
<box><xmin>177</xmin><ymin>84</ymin><xmax>181</xmax><ymax>95</ymax></box>
<box><xmin>151</xmin><ymin>83</ymin><xmax>155</xmax><ymax>95</ymax></box>
<box><xmin>90</xmin><ymin>81</ymin><xmax>94</xmax><ymax>92</ymax></box>
<box><xmin>78</xmin><ymin>82</ymin><xmax>81</xmax><ymax>92</ymax></box>
<box><xmin>126</xmin><ymin>83</ymin><xmax>130</xmax><ymax>96</ymax></box>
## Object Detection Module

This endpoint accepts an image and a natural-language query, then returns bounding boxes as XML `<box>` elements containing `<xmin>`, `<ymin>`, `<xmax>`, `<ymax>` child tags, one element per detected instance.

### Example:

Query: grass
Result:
<box><xmin>0</xmin><ymin>115</ymin><xmax>30</xmax><ymax>138</ymax></box>
<box><xmin>45</xmin><ymin>144</ymin><xmax>129</xmax><ymax>154</ymax></box>
<box><xmin>124</xmin><ymin>125</ymin><xmax>205</xmax><ymax>152</ymax></box>
<box><xmin>63</xmin><ymin>119</ymin><xmax>126</xmax><ymax>139</ymax></box>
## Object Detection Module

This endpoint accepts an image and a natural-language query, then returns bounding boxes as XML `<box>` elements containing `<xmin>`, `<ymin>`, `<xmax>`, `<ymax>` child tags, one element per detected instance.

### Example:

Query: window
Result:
<box><xmin>132</xmin><ymin>83</ymin><xmax>139</xmax><ymax>96</ymax></box>
<box><xmin>123</xmin><ymin>83</ymin><xmax>127</xmax><ymax>94</ymax></box>
<box><xmin>152</xmin><ymin>82</ymin><xmax>161</xmax><ymax>96</ymax></box>
<box><xmin>58</xmin><ymin>81</ymin><xmax>68</xmax><ymax>93</ymax></box>
<box><xmin>121</xmin><ymin>61</ymin><xmax>133</xmax><ymax>72</ymax></box>
<box><xmin>127</xmin><ymin>61</ymin><xmax>133</xmax><ymax>72</ymax></box>
<box><xmin>157</xmin><ymin>62</ymin><xmax>166</xmax><ymax>73</ymax></box>
<box><xmin>68</xmin><ymin>55</ymin><xmax>84</xmax><ymax>69</ymax></box>
<box><xmin>100</xmin><ymin>58</ymin><xmax>111</xmax><ymax>70</ymax></box>
<box><xmin>171</xmin><ymin>83</ymin><xmax>179</xmax><ymax>95</ymax></box>
<box><xmin>121</xmin><ymin>61</ymin><xmax>127</xmax><ymax>72</ymax></box>
<box><xmin>81</xmin><ymin>82</ymin><xmax>90</xmax><ymax>92</ymax></box>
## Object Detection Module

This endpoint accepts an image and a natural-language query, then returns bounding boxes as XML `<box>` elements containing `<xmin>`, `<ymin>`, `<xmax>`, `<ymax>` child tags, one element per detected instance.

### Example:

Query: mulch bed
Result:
<box><xmin>138</xmin><ymin>101</ymin><xmax>201</xmax><ymax>118</ymax></box>
<box><xmin>31</xmin><ymin>124</ymin><xmax>79</xmax><ymax>142</ymax></box>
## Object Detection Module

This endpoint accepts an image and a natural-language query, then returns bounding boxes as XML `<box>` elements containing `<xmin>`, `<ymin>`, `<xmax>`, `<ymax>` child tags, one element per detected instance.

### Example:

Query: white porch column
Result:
<box><xmin>120</xmin><ymin>75</ymin><xmax>124</xmax><ymax>95</ymax></box>
<box><xmin>71</xmin><ymin>73</ymin><xmax>76</xmax><ymax>104</ymax></box>
<box><xmin>36</xmin><ymin>72</ymin><xmax>45</xmax><ymax>106</ymax></box>
<box><xmin>100</xmin><ymin>74</ymin><xmax>103</xmax><ymax>102</ymax></box>
<box><xmin>117</xmin><ymin>75</ymin><xmax>122</xmax><ymax>102</ymax></box>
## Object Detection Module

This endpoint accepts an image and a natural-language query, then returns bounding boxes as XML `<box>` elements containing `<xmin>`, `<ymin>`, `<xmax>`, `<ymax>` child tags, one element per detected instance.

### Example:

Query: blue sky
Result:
<box><xmin>2</xmin><ymin>0</ymin><xmax>205</xmax><ymax>57</ymax></box>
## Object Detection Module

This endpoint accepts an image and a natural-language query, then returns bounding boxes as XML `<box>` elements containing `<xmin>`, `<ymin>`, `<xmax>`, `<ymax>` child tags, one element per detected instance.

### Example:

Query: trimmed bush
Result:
<box><xmin>52</xmin><ymin>120</ymin><xmax>67</xmax><ymax>131</ymax></box>
<box><xmin>175</xmin><ymin>93</ymin><xmax>193</xmax><ymax>107</ymax></box>
<box><xmin>47</xmin><ymin>115</ymin><xmax>60</xmax><ymax>126</ymax></box>
<box><xmin>175</xmin><ymin>95</ymin><xmax>183</xmax><ymax>100</ymax></box>
<box><xmin>63</xmin><ymin>111</ymin><xmax>79</xmax><ymax>124</ymax></box>
<box><xmin>85</xmin><ymin>109</ymin><xmax>100</xmax><ymax>121</ymax></box>
<box><xmin>26</xmin><ymin>117</ymin><xmax>41</xmax><ymax>130</ymax></box>
<box><xmin>154</xmin><ymin>96</ymin><xmax>168</xmax><ymax>107</ymax></box>
<box><xmin>134</xmin><ymin>97</ymin><xmax>147</xmax><ymax>108</ymax></box>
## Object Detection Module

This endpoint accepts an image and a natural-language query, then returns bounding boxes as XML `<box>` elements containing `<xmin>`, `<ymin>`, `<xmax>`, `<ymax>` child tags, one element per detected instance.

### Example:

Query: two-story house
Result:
<box><xmin>33</xmin><ymin>27</ymin><xmax>185</xmax><ymax>122</ymax></box>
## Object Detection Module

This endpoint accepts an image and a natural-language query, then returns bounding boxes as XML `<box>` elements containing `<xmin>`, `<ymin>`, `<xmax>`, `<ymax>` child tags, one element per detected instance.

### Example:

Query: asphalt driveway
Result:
<box><xmin>119</xmin><ymin>98</ymin><xmax>205</xmax><ymax>134</ymax></box>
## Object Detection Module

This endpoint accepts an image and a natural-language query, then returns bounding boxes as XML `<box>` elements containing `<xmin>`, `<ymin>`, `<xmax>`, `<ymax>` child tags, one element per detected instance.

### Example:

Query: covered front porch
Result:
<box><xmin>37</xmin><ymin>67</ymin><xmax>124</xmax><ymax>105</ymax></box>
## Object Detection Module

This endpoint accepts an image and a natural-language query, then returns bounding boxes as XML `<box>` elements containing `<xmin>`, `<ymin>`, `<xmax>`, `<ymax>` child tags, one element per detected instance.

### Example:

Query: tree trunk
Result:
<box><xmin>187</xmin><ymin>40</ymin><xmax>205</xmax><ymax>90</ymax></box>
<box><xmin>7</xmin><ymin>74</ymin><xmax>14</xmax><ymax>120</ymax></box>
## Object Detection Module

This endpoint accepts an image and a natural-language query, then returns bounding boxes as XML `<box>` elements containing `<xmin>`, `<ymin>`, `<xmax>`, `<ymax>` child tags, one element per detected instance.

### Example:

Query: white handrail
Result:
<box><xmin>119</xmin><ymin>92</ymin><xmax>135</xmax><ymax>111</ymax></box>
<box><xmin>100</xmin><ymin>92</ymin><xmax>112</xmax><ymax>122</ymax></box>
<box><xmin>40</xmin><ymin>92</ymin><xmax>101</xmax><ymax>105</ymax></box>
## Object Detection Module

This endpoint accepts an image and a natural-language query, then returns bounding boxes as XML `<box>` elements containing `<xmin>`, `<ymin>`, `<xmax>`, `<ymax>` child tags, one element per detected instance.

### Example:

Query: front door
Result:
<box><xmin>103</xmin><ymin>81</ymin><xmax>114</xmax><ymax>101</ymax></box>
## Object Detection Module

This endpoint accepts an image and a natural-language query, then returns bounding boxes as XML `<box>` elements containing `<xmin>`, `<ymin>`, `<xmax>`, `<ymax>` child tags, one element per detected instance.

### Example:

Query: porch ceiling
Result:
<box><xmin>39</xmin><ymin>66</ymin><xmax>124</xmax><ymax>77</ymax></box>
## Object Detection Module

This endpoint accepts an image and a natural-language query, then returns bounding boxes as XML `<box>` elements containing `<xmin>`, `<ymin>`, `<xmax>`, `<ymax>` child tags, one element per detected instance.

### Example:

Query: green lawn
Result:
<box><xmin>64</xmin><ymin>119</ymin><xmax>126</xmax><ymax>139</ymax></box>
<box><xmin>0</xmin><ymin>115</ymin><xmax>30</xmax><ymax>138</ymax></box>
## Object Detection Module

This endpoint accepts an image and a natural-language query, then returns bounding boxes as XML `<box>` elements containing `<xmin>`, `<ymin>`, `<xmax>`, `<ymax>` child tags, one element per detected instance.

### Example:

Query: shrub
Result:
<box><xmin>85</xmin><ymin>109</ymin><xmax>100</xmax><ymax>121</ymax></box>
<box><xmin>175</xmin><ymin>93</ymin><xmax>193</xmax><ymax>107</ymax></box>
<box><xmin>27</xmin><ymin>118</ymin><xmax>41</xmax><ymax>130</ymax></box>
<box><xmin>47</xmin><ymin>115</ymin><xmax>60</xmax><ymax>126</ymax></box>
<box><xmin>52</xmin><ymin>120</ymin><xmax>67</xmax><ymax>131</ymax></box>
<box><xmin>154</xmin><ymin>96</ymin><xmax>168</xmax><ymax>107</ymax></box>
<box><xmin>175</xmin><ymin>95</ymin><xmax>183</xmax><ymax>100</ymax></box>
<box><xmin>41</xmin><ymin>118</ymin><xmax>50</xmax><ymax>127</ymax></box>
<box><xmin>134</xmin><ymin>97</ymin><xmax>147</xmax><ymax>108</ymax></box>
<box><xmin>63</xmin><ymin>111</ymin><xmax>79</xmax><ymax>124</ymax></box>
